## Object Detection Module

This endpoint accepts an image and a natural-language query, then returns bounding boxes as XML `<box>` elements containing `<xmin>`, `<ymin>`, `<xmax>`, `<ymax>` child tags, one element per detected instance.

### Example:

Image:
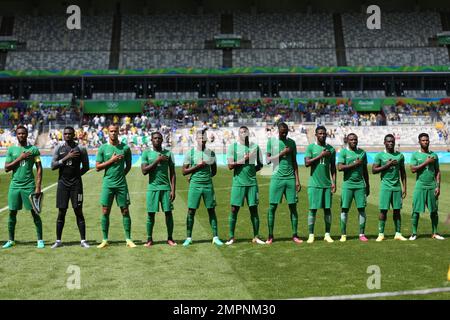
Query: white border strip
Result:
<box><xmin>293</xmin><ymin>287</ymin><xmax>450</xmax><ymax>300</ymax></box>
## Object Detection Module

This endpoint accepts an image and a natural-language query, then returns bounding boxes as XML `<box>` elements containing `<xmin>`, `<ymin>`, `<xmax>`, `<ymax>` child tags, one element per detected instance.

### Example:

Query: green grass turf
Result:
<box><xmin>0</xmin><ymin>165</ymin><xmax>449</xmax><ymax>299</ymax></box>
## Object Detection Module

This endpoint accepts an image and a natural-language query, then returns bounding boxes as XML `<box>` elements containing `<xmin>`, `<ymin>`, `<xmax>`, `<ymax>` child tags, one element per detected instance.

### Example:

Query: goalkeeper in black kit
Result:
<box><xmin>51</xmin><ymin>127</ymin><xmax>90</xmax><ymax>248</ymax></box>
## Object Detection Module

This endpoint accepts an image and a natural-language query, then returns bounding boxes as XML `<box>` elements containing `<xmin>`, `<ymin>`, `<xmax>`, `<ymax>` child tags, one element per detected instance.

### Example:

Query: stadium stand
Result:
<box><xmin>52</xmin><ymin>93</ymin><xmax>73</xmax><ymax>101</ymax></box>
<box><xmin>342</xmin><ymin>11</ymin><xmax>448</xmax><ymax>66</ymax></box>
<box><xmin>0</xmin><ymin>126</ymin><xmax>38</xmax><ymax>148</ymax></box>
<box><xmin>6</xmin><ymin>15</ymin><xmax>112</xmax><ymax>70</ymax></box>
<box><xmin>119</xmin><ymin>13</ymin><xmax>221</xmax><ymax>69</ymax></box>
<box><xmin>403</xmin><ymin>90</ymin><xmax>448</xmax><ymax>98</ymax></box>
<box><xmin>233</xmin><ymin>12</ymin><xmax>337</xmax><ymax>67</ymax></box>
<box><xmin>233</xmin><ymin>48</ymin><xmax>337</xmax><ymax>67</ymax></box>
<box><xmin>234</xmin><ymin>13</ymin><xmax>335</xmax><ymax>48</ymax></box>
<box><xmin>342</xmin><ymin>11</ymin><xmax>442</xmax><ymax>48</ymax></box>
<box><xmin>116</xmin><ymin>92</ymin><xmax>136</xmax><ymax>100</ymax></box>
<box><xmin>120</xmin><ymin>50</ymin><xmax>222</xmax><ymax>69</ymax></box>
<box><xmin>92</xmin><ymin>93</ymin><xmax>115</xmax><ymax>100</ymax></box>
<box><xmin>121</xmin><ymin>13</ymin><xmax>220</xmax><ymax>50</ymax></box>
<box><xmin>346</xmin><ymin>47</ymin><xmax>448</xmax><ymax>66</ymax></box>
<box><xmin>6</xmin><ymin>51</ymin><xmax>110</xmax><ymax>70</ymax></box>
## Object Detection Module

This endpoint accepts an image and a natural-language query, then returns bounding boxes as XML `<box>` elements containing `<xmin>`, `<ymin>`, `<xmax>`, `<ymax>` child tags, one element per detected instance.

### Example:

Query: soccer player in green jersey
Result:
<box><xmin>3</xmin><ymin>126</ymin><xmax>44</xmax><ymax>249</ymax></box>
<box><xmin>305</xmin><ymin>126</ymin><xmax>336</xmax><ymax>244</ymax></box>
<box><xmin>96</xmin><ymin>124</ymin><xmax>136</xmax><ymax>248</ymax></box>
<box><xmin>409</xmin><ymin>133</ymin><xmax>444</xmax><ymax>240</ymax></box>
<box><xmin>372</xmin><ymin>134</ymin><xmax>408</xmax><ymax>241</ymax></box>
<box><xmin>266</xmin><ymin>122</ymin><xmax>302</xmax><ymax>245</ymax></box>
<box><xmin>141</xmin><ymin>132</ymin><xmax>177</xmax><ymax>247</ymax></box>
<box><xmin>225</xmin><ymin>126</ymin><xmax>265</xmax><ymax>245</ymax></box>
<box><xmin>182</xmin><ymin>130</ymin><xmax>223</xmax><ymax>247</ymax></box>
<box><xmin>337</xmin><ymin>133</ymin><xmax>370</xmax><ymax>242</ymax></box>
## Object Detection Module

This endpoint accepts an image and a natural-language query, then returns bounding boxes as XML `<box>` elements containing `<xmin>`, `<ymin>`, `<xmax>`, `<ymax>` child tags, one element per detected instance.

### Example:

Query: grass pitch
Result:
<box><xmin>0</xmin><ymin>165</ymin><xmax>449</xmax><ymax>299</ymax></box>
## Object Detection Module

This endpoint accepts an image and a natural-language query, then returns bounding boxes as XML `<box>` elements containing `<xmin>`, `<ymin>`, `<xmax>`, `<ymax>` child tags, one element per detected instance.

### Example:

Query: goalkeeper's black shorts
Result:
<box><xmin>56</xmin><ymin>180</ymin><xmax>83</xmax><ymax>209</ymax></box>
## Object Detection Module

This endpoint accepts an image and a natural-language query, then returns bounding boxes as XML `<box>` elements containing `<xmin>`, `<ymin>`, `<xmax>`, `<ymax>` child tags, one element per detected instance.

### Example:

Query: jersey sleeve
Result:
<box><xmin>337</xmin><ymin>149</ymin><xmax>346</xmax><ymax>164</ymax></box>
<box><xmin>410</xmin><ymin>152</ymin><xmax>418</xmax><ymax>166</ymax></box>
<box><xmin>96</xmin><ymin>146</ymin><xmax>104</xmax><ymax>163</ymax></box>
<box><xmin>434</xmin><ymin>153</ymin><xmax>440</xmax><ymax>172</ymax></box>
<box><xmin>291</xmin><ymin>139</ymin><xmax>297</xmax><ymax>156</ymax></box>
<box><xmin>373</xmin><ymin>153</ymin><xmax>381</xmax><ymax>166</ymax></box>
<box><xmin>168</xmin><ymin>151</ymin><xmax>175</xmax><ymax>168</ymax></box>
<box><xmin>210</xmin><ymin>150</ymin><xmax>217</xmax><ymax>164</ymax></box>
<box><xmin>304</xmin><ymin>144</ymin><xmax>312</xmax><ymax>159</ymax></box>
<box><xmin>51</xmin><ymin>144</ymin><xmax>62</xmax><ymax>169</ymax></box>
<box><xmin>5</xmin><ymin>147</ymin><xmax>13</xmax><ymax>163</ymax></box>
<box><xmin>330</xmin><ymin>147</ymin><xmax>336</xmax><ymax>160</ymax></box>
<box><xmin>362</xmin><ymin>151</ymin><xmax>368</xmax><ymax>165</ymax></box>
<box><xmin>399</xmin><ymin>153</ymin><xmax>405</xmax><ymax>166</ymax></box>
<box><xmin>266</xmin><ymin>138</ymin><xmax>272</xmax><ymax>155</ymax></box>
<box><xmin>125</xmin><ymin>146</ymin><xmax>132</xmax><ymax>163</ymax></box>
<box><xmin>80</xmin><ymin>146</ymin><xmax>90</xmax><ymax>175</ymax></box>
<box><xmin>33</xmin><ymin>147</ymin><xmax>41</xmax><ymax>163</ymax></box>
<box><xmin>141</xmin><ymin>151</ymin><xmax>149</xmax><ymax>165</ymax></box>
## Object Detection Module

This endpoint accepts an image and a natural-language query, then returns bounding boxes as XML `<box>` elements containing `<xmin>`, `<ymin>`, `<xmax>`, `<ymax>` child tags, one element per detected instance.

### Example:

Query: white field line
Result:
<box><xmin>0</xmin><ymin>170</ymin><xmax>95</xmax><ymax>213</ymax></box>
<box><xmin>292</xmin><ymin>286</ymin><xmax>450</xmax><ymax>300</ymax></box>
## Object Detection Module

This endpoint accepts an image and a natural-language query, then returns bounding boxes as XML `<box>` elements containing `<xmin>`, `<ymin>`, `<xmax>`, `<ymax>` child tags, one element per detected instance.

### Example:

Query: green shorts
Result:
<box><xmin>308</xmin><ymin>187</ymin><xmax>332</xmax><ymax>210</ymax></box>
<box><xmin>413</xmin><ymin>188</ymin><xmax>438</xmax><ymax>213</ymax></box>
<box><xmin>230</xmin><ymin>185</ymin><xmax>259</xmax><ymax>207</ymax></box>
<box><xmin>188</xmin><ymin>183</ymin><xmax>216</xmax><ymax>209</ymax></box>
<box><xmin>269</xmin><ymin>179</ymin><xmax>298</xmax><ymax>205</ymax></box>
<box><xmin>8</xmin><ymin>186</ymin><xmax>34</xmax><ymax>211</ymax></box>
<box><xmin>379</xmin><ymin>189</ymin><xmax>402</xmax><ymax>211</ymax></box>
<box><xmin>341</xmin><ymin>188</ymin><xmax>366</xmax><ymax>209</ymax></box>
<box><xmin>146</xmin><ymin>189</ymin><xmax>173</xmax><ymax>213</ymax></box>
<box><xmin>100</xmin><ymin>184</ymin><xmax>130</xmax><ymax>208</ymax></box>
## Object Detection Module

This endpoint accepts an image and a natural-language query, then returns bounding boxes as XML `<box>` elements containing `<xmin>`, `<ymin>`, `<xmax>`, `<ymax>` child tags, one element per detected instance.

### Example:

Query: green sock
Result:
<box><xmin>358</xmin><ymin>209</ymin><xmax>366</xmax><ymax>234</ymax></box>
<box><xmin>122</xmin><ymin>214</ymin><xmax>132</xmax><ymax>240</ymax></box>
<box><xmin>147</xmin><ymin>213</ymin><xmax>155</xmax><ymax>241</ymax></box>
<box><xmin>228</xmin><ymin>211</ymin><xmax>238</xmax><ymax>238</ymax></box>
<box><xmin>411</xmin><ymin>212</ymin><xmax>420</xmax><ymax>234</ymax></box>
<box><xmin>324</xmin><ymin>209</ymin><xmax>332</xmax><ymax>233</ymax></box>
<box><xmin>186</xmin><ymin>213</ymin><xmax>195</xmax><ymax>238</ymax></box>
<box><xmin>378</xmin><ymin>220</ymin><xmax>386</xmax><ymax>234</ymax></box>
<box><xmin>165</xmin><ymin>212</ymin><xmax>174</xmax><ymax>239</ymax></box>
<box><xmin>31</xmin><ymin>211</ymin><xmax>43</xmax><ymax>240</ymax></box>
<box><xmin>249</xmin><ymin>207</ymin><xmax>260</xmax><ymax>237</ymax></box>
<box><xmin>267</xmin><ymin>204</ymin><xmax>277</xmax><ymax>238</ymax></box>
<box><xmin>208</xmin><ymin>211</ymin><xmax>218</xmax><ymax>237</ymax></box>
<box><xmin>289</xmin><ymin>204</ymin><xmax>298</xmax><ymax>237</ymax></box>
<box><xmin>8</xmin><ymin>212</ymin><xmax>17</xmax><ymax>241</ymax></box>
<box><xmin>340</xmin><ymin>211</ymin><xmax>348</xmax><ymax>235</ymax></box>
<box><xmin>430</xmin><ymin>212</ymin><xmax>439</xmax><ymax>234</ymax></box>
<box><xmin>393</xmin><ymin>213</ymin><xmax>401</xmax><ymax>233</ymax></box>
<box><xmin>308</xmin><ymin>210</ymin><xmax>317</xmax><ymax>234</ymax></box>
<box><xmin>101</xmin><ymin>214</ymin><xmax>110</xmax><ymax>240</ymax></box>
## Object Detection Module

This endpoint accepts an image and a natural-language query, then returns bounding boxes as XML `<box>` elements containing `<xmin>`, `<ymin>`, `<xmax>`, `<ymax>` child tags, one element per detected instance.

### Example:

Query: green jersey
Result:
<box><xmin>96</xmin><ymin>142</ymin><xmax>131</xmax><ymax>188</ymax></box>
<box><xmin>6</xmin><ymin>145</ymin><xmax>40</xmax><ymax>189</ymax></box>
<box><xmin>141</xmin><ymin>148</ymin><xmax>174</xmax><ymax>191</ymax></box>
<box><xmin>266</xmin><ymin>137</ymin><xmax>297</xmax><ymax>180</ymax></box>
<box><xmin>373</xmin><ymin>151</ymin><xmax>404</xmax><ymax>191</ymax></box>
<box><xmin>227</xmin><ymin>141</ymin><xmax>261</xmax><ymax>187</ymax></box>
<box><xmin>305</xmin><ymin>143</ymin><xmax>336</xmax><ymax>188</ymax></box>
<box><xmin>410</xmin><ymin>151</ymin><xmax>439</xmax><ymax>190</ymax></box>
<box><xmin>183</xmin><ymin>147</ymin><xmax>216</xmax><ymax>184</ymax></box>
<box><xmin>338</xmin><ymin>148</ymin><xmax>367</xmax><ymax>189</ymax></box>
